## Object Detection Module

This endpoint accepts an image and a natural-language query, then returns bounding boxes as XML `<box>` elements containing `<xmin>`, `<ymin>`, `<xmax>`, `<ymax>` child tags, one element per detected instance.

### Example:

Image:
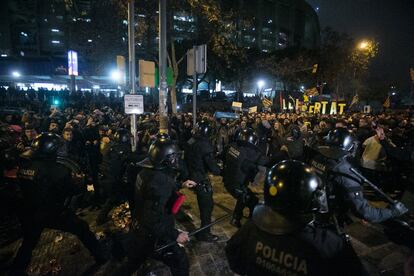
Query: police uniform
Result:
<box><xmin>185</xmin><ymin>135</ymin><xmax>221</xmax><ymax>238</ymax></box>
<box><xmin>119</xmin><ymin>137</ymin><xmax>189</xmax><ymax>276</ymax></box>
<box><xmin>223</xmin><ymin>142</ymin><xmax>268</xmax><ymax>224</ymax></box>
<box><xmin>226</xmin><ymin>160</ymin><xmax>366</xmax><ymax>276</ymax></box>
<box><xmin>11</xmin><ymin>154</ymin><xmax>104</xmax><ymax>274</ymax></box>
<box><xmin>309</xmin><ymin>152</ymin><xmax>395</xmax><ymax>223</ymax></box>
<box><xmin>226</xmin><ymin>215</ymin><xmax>364</xmax><ymax>276</ymax></box>
<box><xmin>307</xmin><ymin>128</ymin><xmax>406</xmax><ymax>225</ymax></box>
<box><xmin>97</xmin><ymin>140</ymin><xmax>132</xmax><ymax>224</ymax></box>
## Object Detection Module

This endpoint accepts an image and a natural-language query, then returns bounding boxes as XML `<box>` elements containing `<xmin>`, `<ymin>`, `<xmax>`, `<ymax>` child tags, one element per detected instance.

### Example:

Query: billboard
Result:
<box><xmin>68</xmin><ymin>50</ymin><xmax>78</xmax><ymax>76</ymax></box>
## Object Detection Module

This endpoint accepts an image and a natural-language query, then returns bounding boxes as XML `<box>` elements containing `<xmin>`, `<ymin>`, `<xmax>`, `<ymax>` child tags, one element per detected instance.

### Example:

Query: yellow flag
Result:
<box><xmin>383</xmin><ymin>96</ymin><xmax>390</xmax><ymax>108</ymax></box>
<box><xmin>349</xmin><ymin>95</ymin><xmax>359</xmax><ymax>108</ymax></box>
<box><xmin>312</xmin><ymin>64</ymin><xmax>318</xmax><ymax>74</ymax></box>
<box><xmin>262</xmin><ymin>98</ymin><xmax>273</xmax><ymax>107</ymax></box>
<box><xmin>304</xmin><ymin>87</ymin><xmax>319</xmax><ymax>96</ymax></box>
<box><xmin>303</xmin><ymin>95</ymin><xmax>309</xmax><ymax>102</ymax></box>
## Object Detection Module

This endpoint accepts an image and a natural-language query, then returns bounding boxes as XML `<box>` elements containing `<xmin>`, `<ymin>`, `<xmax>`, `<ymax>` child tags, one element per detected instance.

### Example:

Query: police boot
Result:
<box><xmin>196</xmin><ymin>232</ymin><xmax>219</xmax><ymax>242</ymax></box>
<box><xmin>230</xmin><ymin>218</ymin><xmax>242</xmax><ymax>228</ymax></box>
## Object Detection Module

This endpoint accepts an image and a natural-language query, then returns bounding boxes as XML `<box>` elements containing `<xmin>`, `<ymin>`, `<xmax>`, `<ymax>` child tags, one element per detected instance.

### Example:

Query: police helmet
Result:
<box><xmin>148</xmin><ymin>136</ymin><xmax>181</xmax><ymax>169</ymax></box>
<box><xmin>264</xmin><ymin>160</ymin><xmax>327</xmax><ymax>214</ymax></box>
<box><xmin>320</xmin><ymin>127</ymin><xmax>355</xmax><ymax>159</ymax></box>
<box><xmin>237</xmin><ymin>128</ymin><xmax>258</xmax><ymax>146</ymax></box>
<box><xmin>196</xmin><ymin>120</ymin><xmax>213</xmax><ymax>137</ymax></box>
<box><xmin>32</xmin><ymin>133</ymin><xmax>63</xmax><ymax>158</ymax></box>
<box><xmin>114</xmin><ymin>128</ymin><xmax>130</xmax><ymax>144</ymax></box>
<box><xmin>288</xmin><ymin>125</ymin><xmax>301</xmax><ymax>140</ymax></box>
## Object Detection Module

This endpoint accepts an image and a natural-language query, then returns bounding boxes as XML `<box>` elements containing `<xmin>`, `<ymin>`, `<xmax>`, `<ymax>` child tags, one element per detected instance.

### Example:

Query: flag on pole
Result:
<box><xmin>262</xmin><ymin>97</ymin><xmax>273</xmax><ymax>107</ymax></box>
<box><xmin>383</xmin><ymin>96</ymin><xmax>390</xmax><ymax>108</ymax></box>
<box><xmin>288</xmin><ymin>95</ymin><xmax>296</xmax><ymax>109</ymax></box>
<box><xmin>312</xmin><ymin>64</ymin><xmax>318</xmax><ymax>74</ymax></box>
<box><xmin>349</xmin><ymin>94</ymin><xmax>359</xmax><ymax>108</ymax></box>
<box><xmin>279</xmin><ymin>91</ymin><xmax>283</xmax><ymax>110</ymax></box>
<box><xmin>304</xmin><ymin>87</ymin><xmax>319</xmax><ymax>96</ymax></box>
<box><xmin>410</xmin><ymin>68</ymin><xmax>414</xmax><ymax>82</ymax></box>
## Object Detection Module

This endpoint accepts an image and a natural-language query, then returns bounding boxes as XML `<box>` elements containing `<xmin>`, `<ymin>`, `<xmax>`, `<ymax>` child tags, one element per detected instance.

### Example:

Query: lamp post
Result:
<box><xmin>257</xmin><ymin>80</ymin><xmax>265</xmax><ymax>96</ymax></box>
<box><xmin>110</xmin><ymin>70</ymin><xmax>121</xmax><ymax>82</ymax></box>
<box><xmin>128</xmin><ymin>0</ymin><xmax>137</xmax><ymax>152</ymax></box>
<box><xmin>12</xmin><ymin>71</ymin><xmax>21</xmax><ymax>78</ymax></box>
<box><xmin>158</xmin><ymin>0</ymin><xmax>168</xmax><ymax>134</ymax></box>
<box><xmin>358</xmin><ymin>40</ymin><xmax>369</xmax><ymax>50</ymax></box>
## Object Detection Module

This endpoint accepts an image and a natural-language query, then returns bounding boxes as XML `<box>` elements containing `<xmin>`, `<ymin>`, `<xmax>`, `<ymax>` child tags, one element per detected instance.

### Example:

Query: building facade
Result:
<box><xmin>227</xmin><ymin>0</ymin><xmax>320</xmax><ymax>51</ymax></box>
<box><xmin>0</xmin><ymin>0</ymin><xmax>94</xmax><ymax>58</ymax></box>
<box><xmin>0</xmin><ymin>0</ymin><xmax>319</xmax><ymax>92</ymax></box>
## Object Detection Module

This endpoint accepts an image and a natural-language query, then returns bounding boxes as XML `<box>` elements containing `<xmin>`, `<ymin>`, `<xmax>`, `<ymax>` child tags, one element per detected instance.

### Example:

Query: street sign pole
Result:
<box><xmin>128</xmin><ymin>0</ymin><xmax>137</xmax><ymax>152</ymax></box>
<box><xmin>158</xmin><ymin>0</ymin><xmax>168</xmax><ymax>134</ymax></box>
<box><xmin>192</xmin><ymin>46</ymin><xmax>197</xmax><ymax>126</ymax></box>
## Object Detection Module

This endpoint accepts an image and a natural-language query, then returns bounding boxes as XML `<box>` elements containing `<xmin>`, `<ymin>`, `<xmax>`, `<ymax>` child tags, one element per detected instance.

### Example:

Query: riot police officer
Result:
<box><xmin>184</xmin><ymin>120</ymin><xmax>221</xmax><ymax>242</ymax></box>
<box><xmin>309</xmin><ymin>128</ymin><xmax>408</xmax><ymax>226</ymax></box>
<box><xmin>225</xmin><ymin>160</ymin><xmax>366</xmax><ymax>276</ymax></box>
<box><xmin>96</xmin><ymin>128</ymin><xmax>133</xmax><ymax>225</ymax></box>
<box><xmin>10</xmin><ymin>133</ymin><xmax>105</xmax><ymax>275</ymax></box>
<box><xmin>375</xmin><ymin>126</ymin><xmax>414</xmax><ymax>213</ymax></box>
<box><xmin>119</xmin><ymin>136</ymin><xmax>196</xmax><ymax>276</ymax></box>
<box><xmin>223</xmin><ymin>128</ymin><xmax>269</xmax><ymax>227</ymax></box>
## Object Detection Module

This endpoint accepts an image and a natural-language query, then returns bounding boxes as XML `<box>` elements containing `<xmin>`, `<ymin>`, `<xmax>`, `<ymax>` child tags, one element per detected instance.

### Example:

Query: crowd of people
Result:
<box><xmin>1</xmin><ymin>91</ymin><xmax>413</xmax><ymax>275</ymax></box>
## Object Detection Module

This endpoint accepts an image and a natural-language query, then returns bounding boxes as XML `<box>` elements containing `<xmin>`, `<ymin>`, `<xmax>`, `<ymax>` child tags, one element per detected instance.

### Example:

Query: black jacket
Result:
<box><xmin>223</xmin><ymin>143</ymin><xmax>269</xmax><ymax>192</ymax></box>
<box><xmin>310</xmin><ymin>153</ymin><xmax>394</xmax><ymax>223</ymax></box>
<box><xmin>226</xmin><ymin>219</ymin><xmax>365</xmax><ymax>276</ymax></box>
<box><xmin>184</xmin><ymin>136</ymin><xmax>221</xmax><ymax>183</ymax></box>
<box><xmin>17</xmin><ymin>158</ymin><xmax>77</xmax><ymax>219</ymax></box>
<box><xmin>133</xmin><ymin>168</ymin><xmax>181</xmax><ymax>241</ymax></box>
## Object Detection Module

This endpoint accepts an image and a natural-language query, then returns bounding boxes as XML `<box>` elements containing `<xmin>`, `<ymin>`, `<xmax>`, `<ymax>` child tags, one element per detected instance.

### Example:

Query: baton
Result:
<box><xmin>349</xmin><ymin>168</ymin><xmax>396</xmax><ymax>204</ymax></box>
<box><xmin>349</xmin><ymin>169</ymin><xmax>414</xmax><ymax>244</ymax></box>
<box><xmin>154</xmin><ymin>213</ymin><xmax>232</xmax><ymax>253</ymax></box>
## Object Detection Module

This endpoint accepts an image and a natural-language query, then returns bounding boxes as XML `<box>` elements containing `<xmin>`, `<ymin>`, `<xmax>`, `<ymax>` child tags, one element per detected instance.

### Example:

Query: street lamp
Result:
<box><xmin>257</xmin><ymin>80</ymin><xmax>265</xmax><ymax>90</ymax></box>
<box><xmin>12</xmin><ymin>71</ymin><xmax>21</xmax><ymax>78</ymax></box>
<box><xmin>358</xmin><ymin>40</ymin><xmax>369</xmax><ymax>50</ymax></box>
<box><xmin>110</xmin><ymin>69</ymin><xmax>121</xmax><ymax>82</ymax></box>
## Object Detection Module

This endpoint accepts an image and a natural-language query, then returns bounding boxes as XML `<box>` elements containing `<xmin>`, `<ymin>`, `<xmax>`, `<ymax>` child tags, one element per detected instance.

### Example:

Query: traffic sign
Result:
<box><xmin>124</xmin><ymin>94</ymin><xmax>144</xmax><ymax>114</ymax></box>
<box><xmin>139</xmin><ymin>60</ymin><xmax>156</xmax><ymax>88</ymax></box>
<box><xmin>187</xmin><ymin>44</ymin><xmax>207</xmax><ymax>75</ymax></box>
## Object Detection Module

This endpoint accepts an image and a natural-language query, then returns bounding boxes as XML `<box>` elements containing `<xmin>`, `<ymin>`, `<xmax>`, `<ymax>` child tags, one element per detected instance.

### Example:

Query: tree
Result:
<box><xmin>318</xmin><ymin>27</ymin><xmax>353</xmax><ymax>99</ymax></box>
<box><xmin>318</xmin><ymin>27</ymin><xmax>379</xmax><ymax>101</ymax></box>
<box><xmin>167</xmin><ymin>0</ymin><xmax>246</xmax><ymax>113</ymax></box>
<box><xmin>257</xmin><ymin>49</ymin><xmax>318</xmax><ymax>96</ymax></box>
<box><xmin>350</xmin><ymin>39</ymin><xmax>379</xmax><ymax>99</ymax></box>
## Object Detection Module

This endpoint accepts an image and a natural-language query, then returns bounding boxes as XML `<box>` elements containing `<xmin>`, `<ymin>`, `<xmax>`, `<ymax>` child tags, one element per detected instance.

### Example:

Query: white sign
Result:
<box><xmin>187</xmin><ymin>44</ymin><xmax>207</xmax><ymax>75</ymax></box>
<box><xmin>232</xmin><ymin>101</ymin><xmax>242</xmax><ymax>111</ymax></box>
<box><xmin>124</xmin><ymin>95</ymin><xmax>144</xmax><ymax>114</ymax></box>
<box><xmin>68</xmin><ymin>50</ymin><xmax>78</xmax><ymax>76</ymax></box>
<box><xmin>195</xmin><ymin>44</ymin><xmax>207</xmax><ymax>74</ymax></box>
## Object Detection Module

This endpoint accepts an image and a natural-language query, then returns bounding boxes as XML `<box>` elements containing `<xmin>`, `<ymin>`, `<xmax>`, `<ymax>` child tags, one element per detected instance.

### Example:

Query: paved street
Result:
<box><xmin>0</xmin><ymin>174</ymin><xmax>411</xmax><ymax>275</ymax></box>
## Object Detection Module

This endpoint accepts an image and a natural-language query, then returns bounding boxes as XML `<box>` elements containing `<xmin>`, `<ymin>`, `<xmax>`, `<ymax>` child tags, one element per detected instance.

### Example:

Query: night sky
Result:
<box><xmin>307</xmin><ymin>0</ymin><xmax>414</xmax><ymax>94</ymax></box>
